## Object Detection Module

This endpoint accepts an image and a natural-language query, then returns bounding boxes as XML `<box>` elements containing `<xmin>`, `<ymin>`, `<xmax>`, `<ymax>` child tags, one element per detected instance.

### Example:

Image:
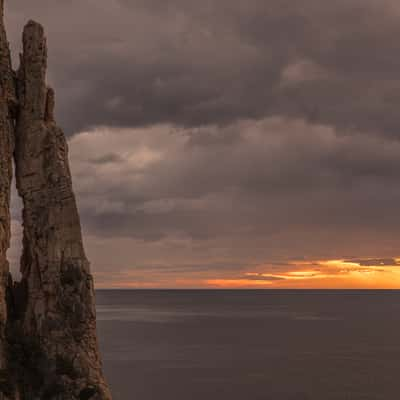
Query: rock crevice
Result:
<box><xmin>0</xmin><ymin>3</ymin><xmax>112</xmax><ymax>399</ymax></box>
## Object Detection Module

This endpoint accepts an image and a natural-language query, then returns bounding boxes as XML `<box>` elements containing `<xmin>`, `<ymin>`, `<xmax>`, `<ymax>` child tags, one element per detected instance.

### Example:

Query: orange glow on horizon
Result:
<box><xmin>94</xmin><ymin>258</ymin><xmax>400</xmax><ymax>289</ymax></box>
<box><xmin>206</xmin><ymin>259</ymin><xmax>400</xmax><ymax>289</ymax></box>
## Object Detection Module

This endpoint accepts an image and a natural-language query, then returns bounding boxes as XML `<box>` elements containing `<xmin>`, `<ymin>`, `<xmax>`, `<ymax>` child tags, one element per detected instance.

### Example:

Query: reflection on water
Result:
<box><xmin>96</xmin><ymin>290</ymin><xmax>400</xmax><ymax>400</ymax></box>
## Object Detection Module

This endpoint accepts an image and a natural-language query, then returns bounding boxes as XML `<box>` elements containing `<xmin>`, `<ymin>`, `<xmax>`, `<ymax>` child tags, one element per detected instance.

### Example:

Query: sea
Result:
<box><xmin>96</xmin><ymin>290</ymin><xmax>400</xmax><ymax>400</ymax></box>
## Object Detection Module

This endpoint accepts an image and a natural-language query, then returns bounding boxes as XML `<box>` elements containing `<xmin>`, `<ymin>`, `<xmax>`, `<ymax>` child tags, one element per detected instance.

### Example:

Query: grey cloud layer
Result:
<box><xmin>6</xmin><ymin>0</ymin><xmax>400</xmax><ymax>135</ymax></box>
<box><xmin>67</xmin><ymin>119</ymin><xmax>400</xmax><ymax>279</ymax></box>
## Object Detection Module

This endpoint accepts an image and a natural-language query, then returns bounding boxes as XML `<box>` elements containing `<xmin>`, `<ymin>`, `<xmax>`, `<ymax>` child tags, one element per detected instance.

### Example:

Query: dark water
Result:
<box><xmin>96</xmin><ymin>290</ymin><xmax>400</xmax><ymax>400</ymax></box>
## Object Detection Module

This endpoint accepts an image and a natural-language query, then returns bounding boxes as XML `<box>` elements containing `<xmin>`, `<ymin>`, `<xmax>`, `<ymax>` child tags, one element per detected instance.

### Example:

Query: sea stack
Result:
<box><xmin>0</xmin><ymin>2</ymin><xmax>112</xmax><ymax>399</ymax></box>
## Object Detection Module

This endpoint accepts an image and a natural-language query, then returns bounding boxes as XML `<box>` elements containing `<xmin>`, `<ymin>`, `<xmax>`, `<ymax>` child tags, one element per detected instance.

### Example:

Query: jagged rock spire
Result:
<box><xmin>0</xmin><ymin>3</ymin><xmax>112</xmax><ymax>397</ymax></box>
<box><xmin>13</xmin><ymin>20</ymin><xmax>112</xmax><ymax>399</ymax></box>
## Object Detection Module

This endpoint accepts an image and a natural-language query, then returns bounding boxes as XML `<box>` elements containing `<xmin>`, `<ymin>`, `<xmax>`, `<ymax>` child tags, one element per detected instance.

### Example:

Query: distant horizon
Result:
<box><xmin>91</xmin><ymin>258</ymin><xmax>400</xmax><ymax>289</ymax></box>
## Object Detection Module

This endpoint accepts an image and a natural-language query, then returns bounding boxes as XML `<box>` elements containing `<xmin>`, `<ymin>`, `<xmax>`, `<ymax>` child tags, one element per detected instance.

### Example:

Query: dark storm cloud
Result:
<box><xmin>6</xmin><ymin>0</ymin><xmax>400</xmax><ymax>136</ymax></box>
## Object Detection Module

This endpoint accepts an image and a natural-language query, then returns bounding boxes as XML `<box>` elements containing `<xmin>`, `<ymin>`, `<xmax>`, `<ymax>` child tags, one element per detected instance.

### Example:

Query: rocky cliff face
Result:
<box><xmin>0</xmin><ymin>2</ymin><xmax>112</xmax><ymax>399</ymax></box>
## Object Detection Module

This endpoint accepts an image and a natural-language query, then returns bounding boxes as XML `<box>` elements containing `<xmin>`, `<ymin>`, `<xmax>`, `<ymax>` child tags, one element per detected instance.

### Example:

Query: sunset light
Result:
<box><xmin>206</xmin><ymin>258</ymin><xmax>400</xmax><ymax>289</ymax></box>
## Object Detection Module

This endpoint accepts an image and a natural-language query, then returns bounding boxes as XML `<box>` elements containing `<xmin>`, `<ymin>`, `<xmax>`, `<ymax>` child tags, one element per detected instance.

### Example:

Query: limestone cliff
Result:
<box><xmin>0</xmin><ymin>2</ymin><xmax>112</xmax><ymax>399</ymax></box>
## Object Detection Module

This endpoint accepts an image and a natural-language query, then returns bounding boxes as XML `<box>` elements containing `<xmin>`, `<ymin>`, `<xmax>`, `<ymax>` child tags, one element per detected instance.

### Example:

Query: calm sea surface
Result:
<box><xmin>95</xmin><ymin>290</ymin><xmax>400</xmax><ymax>400</ymax></box>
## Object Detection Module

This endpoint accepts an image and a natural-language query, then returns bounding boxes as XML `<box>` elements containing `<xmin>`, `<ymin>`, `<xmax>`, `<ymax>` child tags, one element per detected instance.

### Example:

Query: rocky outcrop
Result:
<box><xmin>0</xmin><ymin>2</ymin><xmax>112</xmax><ymax>399</ymax></box>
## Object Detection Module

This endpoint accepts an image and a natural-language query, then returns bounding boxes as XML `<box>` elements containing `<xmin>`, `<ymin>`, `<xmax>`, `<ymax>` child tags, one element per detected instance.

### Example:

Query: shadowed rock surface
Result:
<box><xmin>0</xmin><ymin>2</ymin><xmax>112</xmax><ymax>399</ymax></box>
<box><xmin>0</xmin><ymin>0</ymin><xmax>16</xmax><ymax>397</ymax></box>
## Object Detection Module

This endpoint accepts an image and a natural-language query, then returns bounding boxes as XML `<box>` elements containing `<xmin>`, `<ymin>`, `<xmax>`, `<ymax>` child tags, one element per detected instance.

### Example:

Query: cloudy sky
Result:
<box><xmin>5</xmin><ymin>0</ymin><xmax>400</xmax><ymax>288</ymax></box>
